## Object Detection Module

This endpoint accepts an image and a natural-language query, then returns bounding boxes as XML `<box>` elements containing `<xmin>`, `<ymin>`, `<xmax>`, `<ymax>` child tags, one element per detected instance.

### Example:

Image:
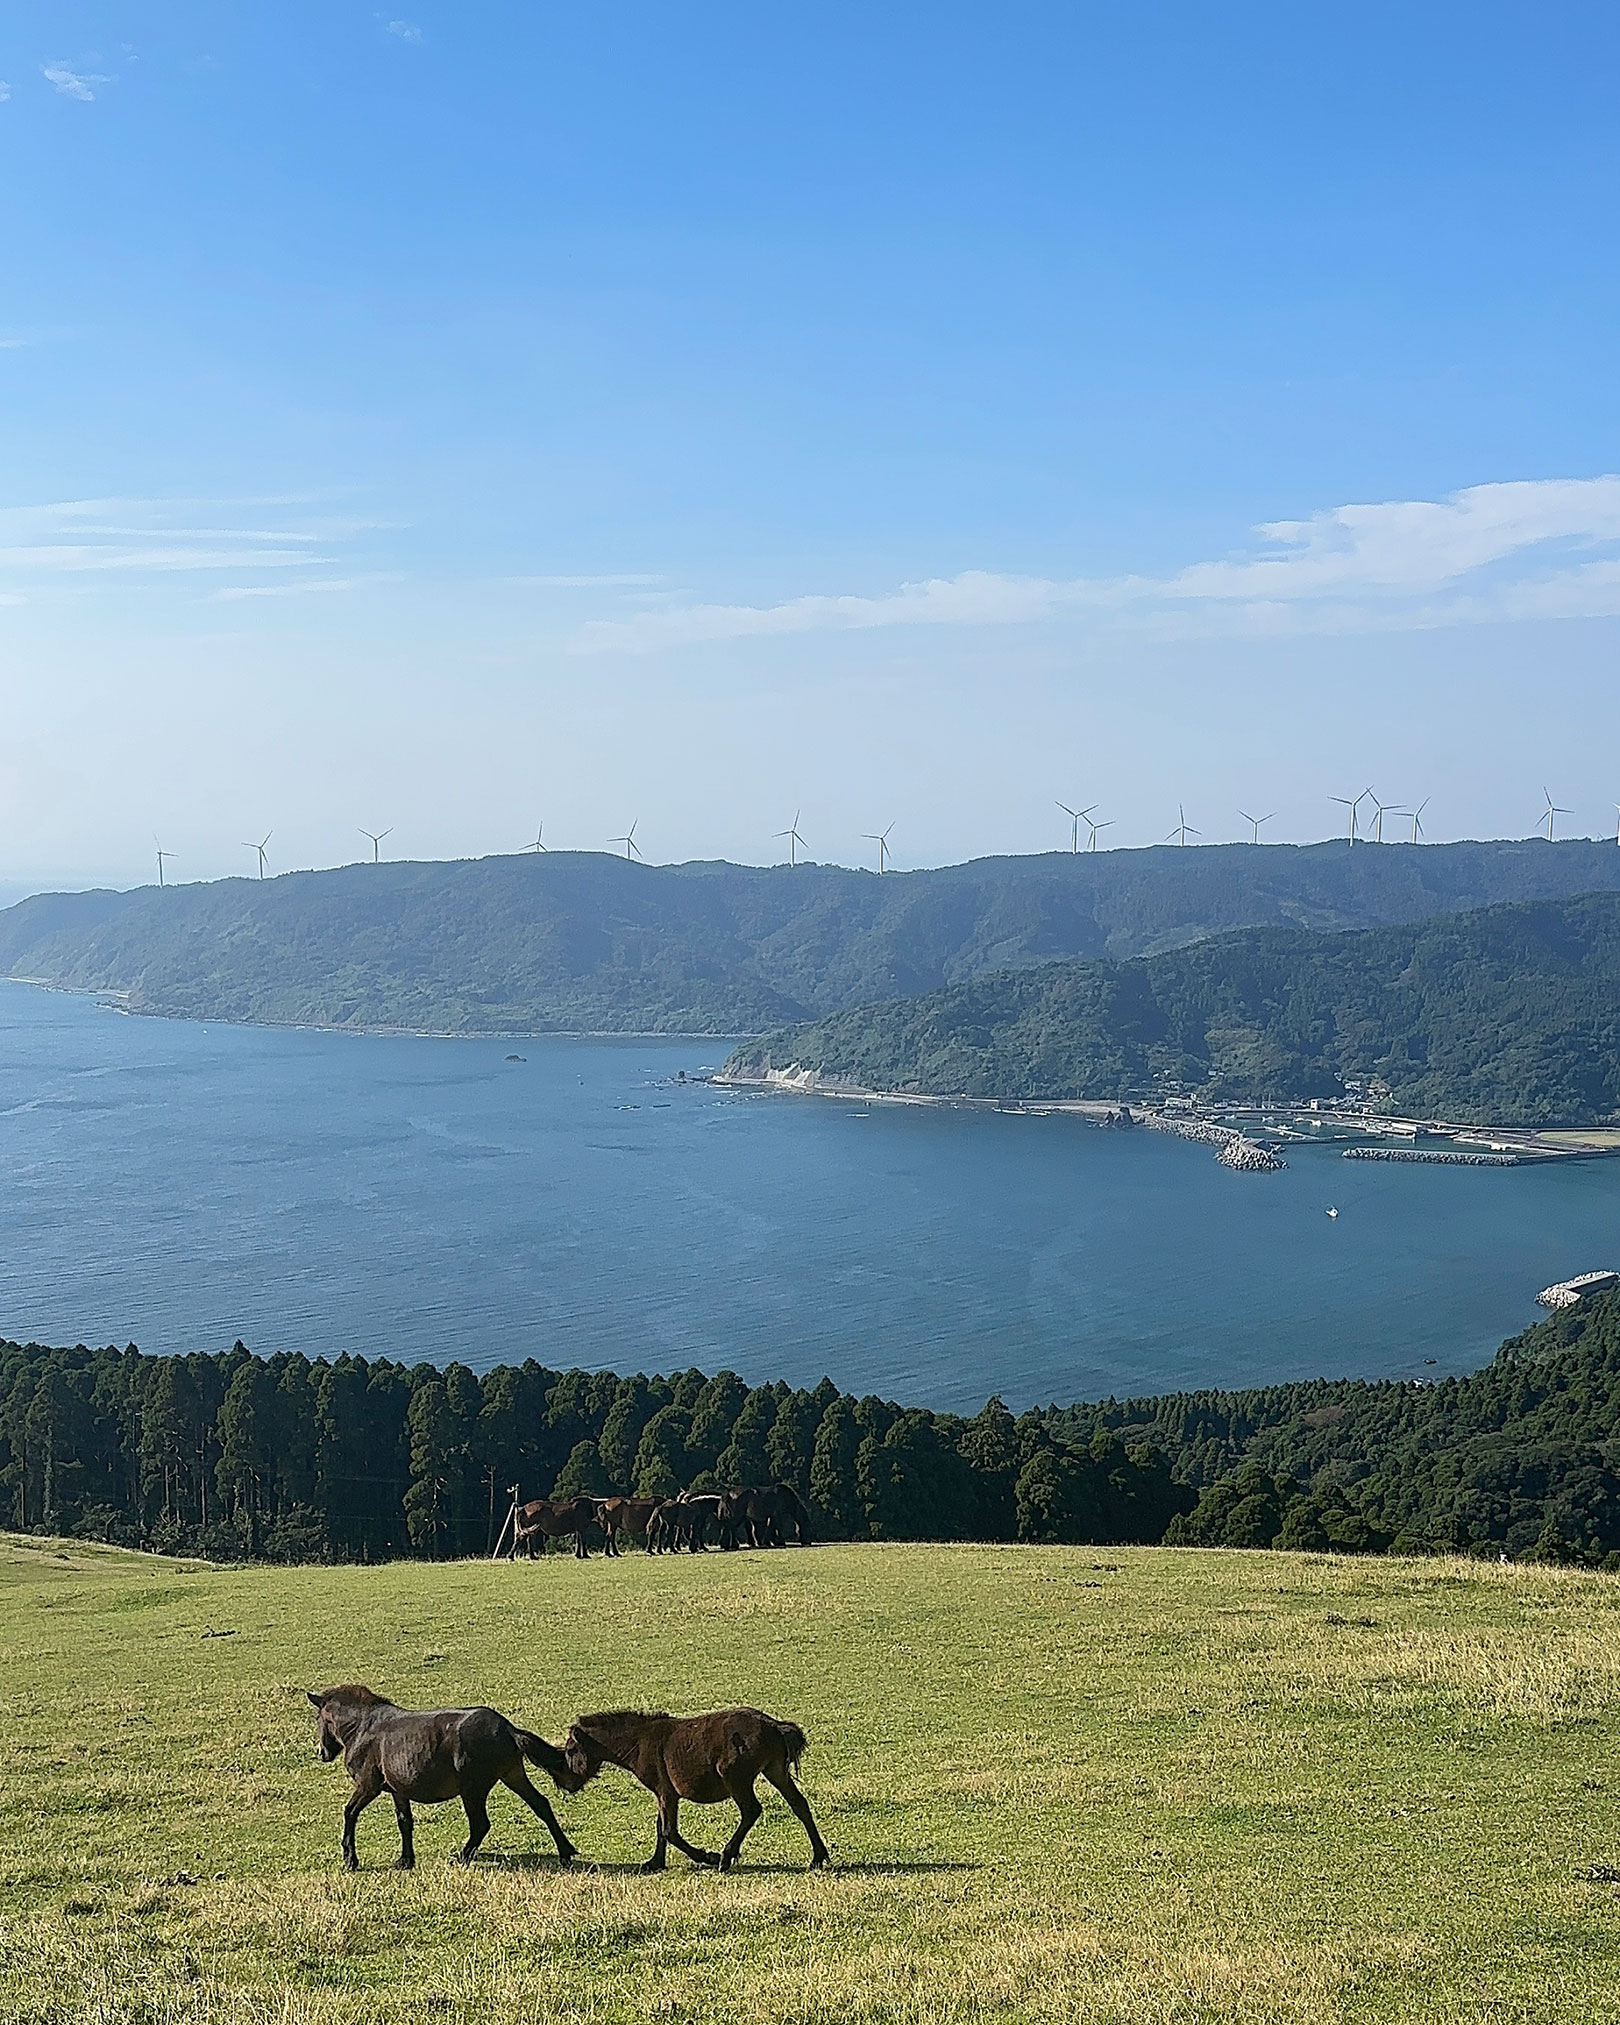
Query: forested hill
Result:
<box><xmin>725</xmin><ymin>891</ymin><xmax>1620</xmax><ymax>1124</ymax></box>
<box><xmin>5</xmin><ymin>837</ymin><xmax>1620</xmax><ymax>1034</ymax></box>
<box><xmin>5</xmin><ymin>1288</ymin><xmax>1620</xmax><ymax>1564</ymax></box>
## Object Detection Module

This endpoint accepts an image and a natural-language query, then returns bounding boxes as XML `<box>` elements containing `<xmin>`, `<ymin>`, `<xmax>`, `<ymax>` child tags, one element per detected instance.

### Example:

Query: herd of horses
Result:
<box><xmin>504</xmin><ymin>1483</ymin><xmax>813</xmax><ymax>1559</ymax></box>
<box><xmin>307</xmin><ymin>1685</ymin><xmax>831</xmax><ymax>1874</ymax></box>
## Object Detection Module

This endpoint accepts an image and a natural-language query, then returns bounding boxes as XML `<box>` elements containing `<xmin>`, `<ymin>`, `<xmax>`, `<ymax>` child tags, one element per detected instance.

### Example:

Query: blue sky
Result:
<box><xmin>3</xmin><ymin>3</ymin><xmax>1620</xmax><ymax>889</ymax></box>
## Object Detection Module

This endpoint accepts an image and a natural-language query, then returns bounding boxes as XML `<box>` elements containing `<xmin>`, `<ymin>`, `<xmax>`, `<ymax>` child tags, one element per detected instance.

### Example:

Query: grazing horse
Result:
<box><xmin>718</xmin><ymin>1483</ymin><xmax>813</xmax><ymax>1548</ymax></box>
<box><xmin>597</xmin><ymin>1496</ymin><xmax>662</xmax><ymax>1553</ymax></box>
<box><xmin>659</xmin><ymin>1492</ymin><xmax>732</xmax><ymax>1552</ymax></box>
<box><xmin>563</xmin><ymin>1707</ymin><xmax>830</xmax><ymax>1872</ymax></box>
<box><xmin>512</xmin><ymin>1496</ymin><xmax>608</xmax><ymax>1559</ymax></box>
<box><xmin>307</xmin><ymin>1685</ymin><xmax>580</xmax><ymax>1870</ymax></box>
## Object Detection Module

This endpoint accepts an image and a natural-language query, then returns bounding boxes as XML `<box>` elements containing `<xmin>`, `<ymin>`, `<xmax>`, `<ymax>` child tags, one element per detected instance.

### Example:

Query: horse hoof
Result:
<box><xmin>557</xmin><ymin>1849</ymin><xmax>578</xmax><ymax>1868</ymax></box>
<box><xmin>395</xmin><ymin>1857</ymin><xmax>415</xmax><ymax>1871</ymax></box>
<box><xmin>639</xmin><ymin>1858</ymin><xmax>666</xmax><ymax>1874</ymax></box>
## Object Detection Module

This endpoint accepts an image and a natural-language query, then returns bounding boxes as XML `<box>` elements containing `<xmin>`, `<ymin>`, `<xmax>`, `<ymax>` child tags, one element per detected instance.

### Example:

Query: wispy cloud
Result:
<box><xmin>212</xmin><ymin>574</ymin><xmax>400</xmax><ymax>602</ymax></box>
<box><xmin>518</xmin><ymin>573</ymin><xmax>670</xmax><ymax>589</ymax></box>
<box><xmin>42</xmin><ymin>63</ymin><xmax>109</xmax><ymax>100</ymax></box>
<box><xmin>573</xmin><ymin>477</ymin><xmax>1620</xmax><ymax>653</ymax></box>
<box><xmin>0</xmin><ymin>82</ymin><xmax>12</xmax><ymax>105</ymax></box>
<box><xmin>386</xmin><ymin>19</ymin><xmax>423</xmax><ymax>42</ymax></box>
<box><xmin>0</xmin><ymin>498</ymin><xmax>382</xmax><ymax>593</ymax></box>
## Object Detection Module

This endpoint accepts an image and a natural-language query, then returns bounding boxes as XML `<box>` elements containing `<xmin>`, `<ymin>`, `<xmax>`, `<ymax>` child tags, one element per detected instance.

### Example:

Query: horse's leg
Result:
<box><xmin>392</xmin><ymin>1790</ymin><xmax>416</xmax><ymax>1869</ymax></box>
<box><xmin>504</xmin><ymin>1766</ymin><xmax>578</xmax><ymax>1865</ymax></box>
<box><xmin>457</xmin><ymin>1780</ymin><xmax>494</xmax><ymax>1864</ymax></box>
<box><xmin>661</xmin><ymin>1790</ymin><xmax>721</xmax><ymax>1868</ymax></box>
<box><xmin>717</xmin><ymin>1774</ymin><xmax>763</xmax><ymax>1872</ymax></box>
<box><xmin>342</xmin><ymin>1766</ymin><xmax>383</xmax><ymax>1871</ymax></box>
<box><xmin>764</xmin><ymin>1763</ymin><xmax>831</xmax><ymax>1868</ymax></box>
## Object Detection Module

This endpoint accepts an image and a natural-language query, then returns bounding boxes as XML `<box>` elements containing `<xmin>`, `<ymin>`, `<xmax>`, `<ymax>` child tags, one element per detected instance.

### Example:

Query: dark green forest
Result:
<box><xmin>7</xmin><ymin>1289</ymin><xmax>1620</xmax><ymax>1565</ymax></box>
<box><xmin>727</xmin><ymin>892</ymin><xmax>1620</xmax><ymax>1124</ymax></box>
<box><xmin>5</xmin><ymin>837</ymin><xmax>1620</xmax><ymax>1035</ymax></box>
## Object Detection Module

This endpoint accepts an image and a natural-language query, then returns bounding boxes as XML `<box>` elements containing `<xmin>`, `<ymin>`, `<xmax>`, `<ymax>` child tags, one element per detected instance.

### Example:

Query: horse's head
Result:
<box><xmin>307</xmin><ymin>1684</ymin><xmax>385</xmax><ymax>1761</ymax></box>
<box><xmin>562</xmin><ymin>1724</ymin><xmax>607</xmax><ymax>1787</ymax></box>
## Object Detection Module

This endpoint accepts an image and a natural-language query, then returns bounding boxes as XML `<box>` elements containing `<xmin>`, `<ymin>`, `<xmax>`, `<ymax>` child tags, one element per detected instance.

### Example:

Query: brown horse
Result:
<box><xmin>563</xmin><ymin>1707</ymin><xmax>830</xmax><ymax>1872</ymax></box>
<box><xmin>307</xmin><ymin>1685</ymin><xmax>579</xmax><ymax>1870</ymax></box>
<box><xmin>597</xmin><ymin>1496</ymin><xmax>662</xmax><ymax>1552</ymax></box>
<box><xmin>512</xmin><ymin>1496</ymin><xmax>608</xmax><ymax>1559</ymax></box>
<box><xmin>718</xmin><ymin>1483</ymin><xmax>813</xmax><ymax>1547</ymax></box>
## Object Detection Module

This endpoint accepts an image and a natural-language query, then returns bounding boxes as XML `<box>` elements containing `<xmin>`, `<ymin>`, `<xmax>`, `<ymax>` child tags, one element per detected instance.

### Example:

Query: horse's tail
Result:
<box><xmin>515</xmin><ymin>1727</ymin><xmax>572</xmax><ymax>1788</ymax></box>
<box><xmin>775</xmin><ymin>1719</ymin><xmax>809</xmax><ymax>1769</ymax></box>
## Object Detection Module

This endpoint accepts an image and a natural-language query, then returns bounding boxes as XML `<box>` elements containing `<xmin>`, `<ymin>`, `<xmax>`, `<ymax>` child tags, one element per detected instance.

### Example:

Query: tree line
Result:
<box><xmin>0</xmin><ymin>1341</ymin><xmax>1187</xmax><ymax>1562</ymax></box>
<box><xmin>8</xmin><ymin>1287</ymin><xmax>1620</xmax><ymax>1565</ymax></box>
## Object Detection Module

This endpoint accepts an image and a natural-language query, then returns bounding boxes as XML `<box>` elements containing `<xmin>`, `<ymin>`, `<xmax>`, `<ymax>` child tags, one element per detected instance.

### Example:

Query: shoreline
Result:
<box><xmin>714</xmin><ymin>1066</ymin><xmax>1620</xmax><ymax>1162</ymax></box>
<box><xmin>1</xmin><ymin>976</ymin><xmax>747</xmax><ymax>1045</ymax></box>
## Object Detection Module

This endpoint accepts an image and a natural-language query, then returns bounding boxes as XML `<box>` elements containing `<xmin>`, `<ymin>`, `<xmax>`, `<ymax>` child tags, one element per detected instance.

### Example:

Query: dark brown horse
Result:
<box><xmin>718</xmin><ymin>1483</ymin><xmax>813</xmax><ymax>1547</ymax></box>
<box><xmin>307</xmin><ymin>1685</ymin><xmax>580</xmax><ymax>1869</ymax></box>
<box><xmin>649</xmin><ymin>1493</ymin><xmax>732</xmax><ymax>1552</ymax></box>
<box><xmin>512</xmin><ymin>1496</ymin><xmax>608</xmax><ymax>1559</ymax></box>
<box><xmin>597</xmin><ymin>1496</ymin><xmax>662</xmax><ymax>1552</ymax></box>
<box><xmin>563</xmin><ymin>1707</ymin><xmax>830</xmax><ymax>1872</ymax></box>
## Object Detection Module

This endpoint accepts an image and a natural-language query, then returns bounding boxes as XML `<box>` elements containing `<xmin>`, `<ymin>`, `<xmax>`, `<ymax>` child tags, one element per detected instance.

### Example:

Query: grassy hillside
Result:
<box><xmin>6</xmin><ymin>837</ymin><xmax>1620</xmax><ymax>1033</ymax></box>
<box><xmin>727</xmin><ymin>891</ymin><xmax>1620</xmax><ymax>1123</ymax></box>
<box><xmin>3</xmin><ymin>1537</ymin><xmax>1619</xmax><ymax>2024</ymax></box>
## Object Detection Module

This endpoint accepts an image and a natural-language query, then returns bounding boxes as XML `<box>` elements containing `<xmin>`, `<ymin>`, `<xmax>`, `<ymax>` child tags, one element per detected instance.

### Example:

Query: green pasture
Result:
<box><xmin>2</xmin><ymin>1535</ymin><xmax>1620</xmax><ymax>2023</ymax></box>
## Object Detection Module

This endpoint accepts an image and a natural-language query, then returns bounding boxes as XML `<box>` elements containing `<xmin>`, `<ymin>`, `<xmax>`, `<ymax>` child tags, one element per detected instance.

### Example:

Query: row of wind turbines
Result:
<box><xmin>149</xmin><ymin>788</ymin><xmax>1619</xmax><ymax>888</ymax></box>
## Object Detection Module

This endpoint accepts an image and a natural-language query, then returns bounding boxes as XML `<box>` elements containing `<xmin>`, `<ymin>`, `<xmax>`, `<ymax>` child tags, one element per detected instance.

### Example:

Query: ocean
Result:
<box><xmin>2</xmin><ymin>980</ymin><xmax>1615</xmax><ymax>1410</ymax></box>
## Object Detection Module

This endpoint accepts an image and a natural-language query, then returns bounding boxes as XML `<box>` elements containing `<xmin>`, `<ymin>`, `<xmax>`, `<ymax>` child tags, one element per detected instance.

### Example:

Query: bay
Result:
<box><xmin>1</xmin><ymin>980</ymin><xmax>1616</xmax><ymax>1411</ymax></box>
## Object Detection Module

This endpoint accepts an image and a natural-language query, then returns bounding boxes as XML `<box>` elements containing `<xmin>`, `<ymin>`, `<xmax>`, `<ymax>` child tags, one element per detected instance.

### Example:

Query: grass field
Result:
<box><xmin>3</xmin><ymin>1536</ymin><xmax>1620</xmax><ymax>2024</ymax></box>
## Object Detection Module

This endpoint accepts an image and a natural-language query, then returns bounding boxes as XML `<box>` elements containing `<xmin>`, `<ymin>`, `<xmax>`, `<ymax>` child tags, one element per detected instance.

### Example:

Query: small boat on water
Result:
<box><xmin>1326</xmin><ymin>1206</ymin><xmax>1339</xmax><ymax>1219</ymax></box>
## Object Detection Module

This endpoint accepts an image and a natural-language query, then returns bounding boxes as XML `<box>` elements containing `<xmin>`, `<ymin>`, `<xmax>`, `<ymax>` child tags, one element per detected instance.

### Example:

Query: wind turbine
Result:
<box><xmin>1367</xmin><ymin>792</ymin><xmax>1394</xmax><ymax>844</ymax></box>
<box><xmin>1614</xmin><ymin>804</ymin><xmax>1620</xmax><ymax>845</ymax></box>
<box><xmin>1056</xmin><ymin>801</ymin><xmax>1095</xmax><ymax>855</ymax></box>
<box><xmin>154</xmin><ymin>838</ymin><xmax>173</xmax><ymax>888</ymax></box>
<box><xmin>1406</xmin><ymin>798</ymin><xmax>1429</xmax><ymax>844</ymax></box>
<box><xmin>1084</xmin><ymin>813</ymin><xmax>1114</xmax><ymax>853</ymax></box>
<box><xmin>1331</xmin><ymin>789</ymin><xmax>1369</xmax><ymax>844</ymax></box>
<box><xmin>243</xmin><ymin>832</ymin><xmax>272</xmax><ymax>879</ymax></box>
<box><xmin>609</xmin><ymin>821</ymin><xmax>642</xmax><ymax>862</ymax></box>
<box><xmin>1541</xmin><ymin>789</ymin><xmax>1571</xmax><ymax>842</ymax></box>
<box><xmin>526</xmin><ymin>823</ymin><xmax>548</xmax><ymax>853</ymax></box>
<box><xmin>1237</xmin><ymin>809</ymin><xmax>1276</xmax><ymax>845</ymax></box>
<box><xmin>775</xmin><ymin>811</ymin><xmax>807</xmax><ymax>866</ymax></box>
<box><xmin>1165</xmin><ymin>806</ymin><xmax>1200</xmax><ymax>847</ymax></box>
<box><xmin>358</xmin><ymin>826</ymin><xmax>392</xmax><ymax>863</ymax></box>
<box><xmin>862</xmin><ymin>823</ymin><xmax>895</xmax><ymax>874</ymax></box>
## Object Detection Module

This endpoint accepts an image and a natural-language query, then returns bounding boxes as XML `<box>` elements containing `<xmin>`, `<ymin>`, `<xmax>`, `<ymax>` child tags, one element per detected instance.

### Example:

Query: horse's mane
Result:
<box><xmin>321</xmin><ymin>1684</ymin><xmax>393</xmax><ymax>1708</ymax></box>
<box><xmin>575</xmin><ymin>1708</ymin><xmax>670</xmax><ymax>1729</ymax></box>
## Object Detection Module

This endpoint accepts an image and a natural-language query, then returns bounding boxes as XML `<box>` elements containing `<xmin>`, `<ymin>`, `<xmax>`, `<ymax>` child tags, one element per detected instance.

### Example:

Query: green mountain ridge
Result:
<box><xmin>5</xmin><ymin>838</ymin><xmax>1620</xmax><ymax>1034</ymax></box>
<box><xmin>724</xmin><ymin>891</ymin><xmax>1620</xmax><ymax>1125</ymax></box>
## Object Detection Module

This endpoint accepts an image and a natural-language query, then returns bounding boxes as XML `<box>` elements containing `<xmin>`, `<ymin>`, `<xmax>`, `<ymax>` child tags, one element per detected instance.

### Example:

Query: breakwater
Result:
<box><xmin>1343</xmin><ymin>1146</ymin><xmax>1518</xmax><ymax>1167</ymax></box>
<box><xmin>1144</xmin><ymin>1113</ymin><xmax>1286</xmax><ymax>1172</ymax></box>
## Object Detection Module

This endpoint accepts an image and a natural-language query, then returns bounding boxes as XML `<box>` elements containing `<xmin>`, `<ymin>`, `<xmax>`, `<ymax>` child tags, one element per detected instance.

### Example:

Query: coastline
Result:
<box><xmin>1</xmin><ymin>975</ymin><xmax>748</xmax><ymax>1045</ymax></box>
<box><xmin>713</xmin><ymin>1064</ymin><xmax>1620</xmax><ymax>1162</ymax></box>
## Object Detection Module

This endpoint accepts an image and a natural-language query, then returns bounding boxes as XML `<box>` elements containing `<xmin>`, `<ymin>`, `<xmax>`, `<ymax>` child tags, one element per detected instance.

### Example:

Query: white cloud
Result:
<box><xmin>0</xmin><ymin>82</ymin><xmax>11</xmax><ymax>104</ymax></box>
<box><xmin>0</xmin><ymin>497</ymin><xmax>380</xmax><ymax>591</ymax></box>
<box><xmin>212</xmin><ymin>574</ymin><xmax>400</xmax><ymax>601</ymax></box>
<box><xmin>517</xmin><ymin>573</ymin><xmax>670</xmax><ymax>589</ymax></box>
<box><xmin>573</xmin><ymin>476</ymin><xmax>1620</xmax><ymax>653</ymax></box>
<box><xmin>386</xmin><ymin>20</ymin><xmax>423</xmax><ymax>41</ymax></box>
<box><xmin>42</xmin><ymin>63</ymin><xmax>108</xmax><ymax>100</ymax></box>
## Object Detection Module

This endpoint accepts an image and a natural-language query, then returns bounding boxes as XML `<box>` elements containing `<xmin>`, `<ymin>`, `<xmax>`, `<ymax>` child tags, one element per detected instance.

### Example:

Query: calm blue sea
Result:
<box><xmin>1</xmin><ymin>981</ymin><xmax>1616</xmax><ymax>1410</ymax></box>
